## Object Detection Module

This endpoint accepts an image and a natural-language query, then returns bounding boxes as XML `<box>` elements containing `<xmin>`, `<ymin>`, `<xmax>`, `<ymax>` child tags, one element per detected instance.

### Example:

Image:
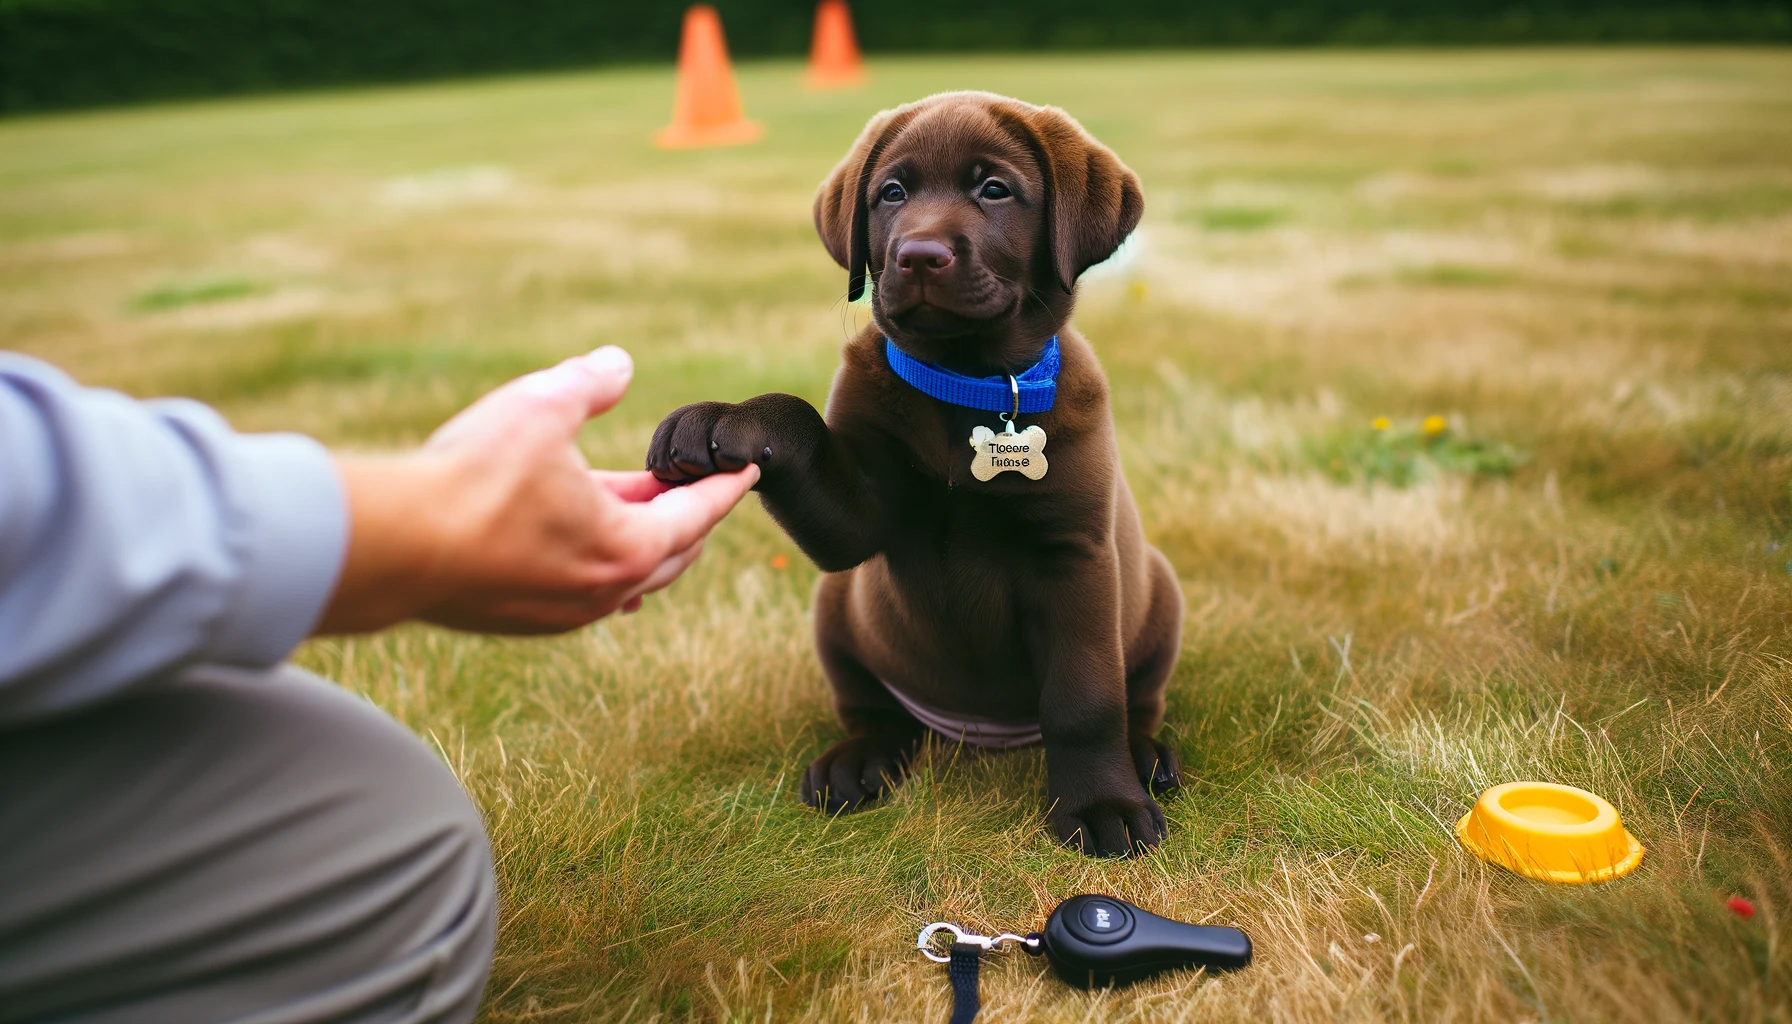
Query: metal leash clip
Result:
<box><xmin>916</xmin><ymin>922</ymin><xmax>1041</xmax><ymax>963</ymax></box>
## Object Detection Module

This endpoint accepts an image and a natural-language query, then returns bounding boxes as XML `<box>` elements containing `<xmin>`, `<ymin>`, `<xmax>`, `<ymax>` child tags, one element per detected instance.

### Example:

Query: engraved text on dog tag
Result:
<box><xmin>970</xmin><ymin>424</ymin><xmax>1048</xmax><ymax>481</ymax></box>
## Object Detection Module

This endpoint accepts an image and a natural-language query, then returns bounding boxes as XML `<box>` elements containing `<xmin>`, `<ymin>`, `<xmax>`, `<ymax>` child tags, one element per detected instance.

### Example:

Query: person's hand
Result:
<box><xmin>316</xmin><ymin>346</ymin><xmax>758</xmax><ymax>634</ymax></box>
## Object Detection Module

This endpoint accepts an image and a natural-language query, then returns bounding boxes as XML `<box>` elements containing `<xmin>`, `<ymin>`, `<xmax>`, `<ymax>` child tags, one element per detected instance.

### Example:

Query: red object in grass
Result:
<box><xmin>1728</xmin><ymin>896</ymin><xmax>1756</xmax><ymax>918</ymax></box>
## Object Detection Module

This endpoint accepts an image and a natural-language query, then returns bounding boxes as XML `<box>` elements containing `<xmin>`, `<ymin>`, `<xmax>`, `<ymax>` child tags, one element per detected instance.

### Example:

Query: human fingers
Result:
<box><xmin>430</xmin><ymin>346</ymin><xmax>635</xmax><ymax>448</ymax></box>
<box><xmin>590</xmin><ymin>468</ymin><xmax>672</xmax><ymax>503</ymax></box>
<box><xmin>425</xmin><ymin>595</ymin><xmax>608</xmax><ymax>635</ymax></box>
<box><xmin>511</xmin><ymin>345</ymin><xmax>634</xmax><ymax>422</ymax></box>
<box><xmin>435</xmin><ymin>535</ymin><xmax>706</xmax><ymax>631</ymax></box>
<box><xmin>637</xmin><ymin>463</ymin><xmax>760</xmax><ymax>554</ymax></box>
<box><xmin>620</xmin><ymin>539</ymin><xmax>705</xmax><ymax>605</ymax></box>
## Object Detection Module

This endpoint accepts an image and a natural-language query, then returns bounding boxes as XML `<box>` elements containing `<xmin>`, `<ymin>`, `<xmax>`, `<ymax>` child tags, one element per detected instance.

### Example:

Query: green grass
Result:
<box><xmin>130</xmin><ymin>275</ymin><xmax>258</xmax><ymax>309</ymax></box>
<box><xmin>4</xmin><ymin>48</ymin><xmax>1791</xmax><ymax>1022</ymax></box>
<box><xmin>1312</xmin><ymin>419</ymin><xmax>1530</xmax><ymax>487</ymax></box>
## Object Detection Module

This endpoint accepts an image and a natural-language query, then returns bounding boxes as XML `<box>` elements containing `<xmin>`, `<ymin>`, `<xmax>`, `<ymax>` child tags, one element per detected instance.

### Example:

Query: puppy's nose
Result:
<box><xmin>896</xmin><ymin>238</ymin><xmax>955</xmax><ymax>276</ymax></box>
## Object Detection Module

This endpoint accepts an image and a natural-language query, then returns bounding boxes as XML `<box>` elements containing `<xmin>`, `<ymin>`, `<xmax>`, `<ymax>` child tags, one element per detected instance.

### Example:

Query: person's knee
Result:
<box><xmin>179</xmin><ymin>663</ymin><xmax>499</xmax><ymax>1019</ymax></box>
<box><xmin>177</xmin><ymin>663</ymin><xmax>495</xmax><ymax>895</ymax></box>
<box><xmin>0</xmin><ymin>663</ymin><xmax>498</xmax><ymax>1023</ymax></box>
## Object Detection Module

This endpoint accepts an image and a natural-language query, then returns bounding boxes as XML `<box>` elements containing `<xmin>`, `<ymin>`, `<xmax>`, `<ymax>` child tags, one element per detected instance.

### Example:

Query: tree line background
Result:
<box><xmin>3</xmin><ymin>0</ymin><xmax>1789</xmax><ymax>114</ymax></box>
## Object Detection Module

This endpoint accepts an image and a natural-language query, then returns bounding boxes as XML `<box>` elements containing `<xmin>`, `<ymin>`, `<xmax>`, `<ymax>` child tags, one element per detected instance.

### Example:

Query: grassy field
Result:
<box><xmin>5</xmin><ymin>48</ymin><xmax>1792</xmax><ymax>1023</ymax></box>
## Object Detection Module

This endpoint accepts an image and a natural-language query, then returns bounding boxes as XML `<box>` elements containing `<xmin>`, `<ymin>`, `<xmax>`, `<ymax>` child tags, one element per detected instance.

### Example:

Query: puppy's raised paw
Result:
<box><xmin>1051</xmin><ymin>788</ymin><xmax>1167</xmax><ymax>858</ymax></box>
<box><xmin>646</xmin><ymin>401</ymin><xmax>762</xmax><ymax>483</ymax></box>
<box><xmin>646</xmin><ymin>392</ymin><xmax>829</xmax><ymax>485</ymax></box>
<box><xmin>801</xmin><ymin>729</ymin><xmax>922</xmax><ymax>814</ymax></box>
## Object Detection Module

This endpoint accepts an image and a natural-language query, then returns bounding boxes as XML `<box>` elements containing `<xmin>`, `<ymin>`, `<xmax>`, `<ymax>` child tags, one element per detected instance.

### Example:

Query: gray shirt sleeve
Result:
<box><xmin>0</xmin><ymin>354</ymin><xmax>349</xmax><ymax>725</ymax></box>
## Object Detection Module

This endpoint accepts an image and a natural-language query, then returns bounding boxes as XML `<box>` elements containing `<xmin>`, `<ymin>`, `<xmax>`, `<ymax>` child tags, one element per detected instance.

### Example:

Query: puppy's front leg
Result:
<box><xmin>646</xmin><ymin>394</ymin><xmax>886</xmax><ymax>571</ymax></box>
<box><xmin>1032</xmin><ymin>554</ymin><xmax>1167</xmax><ymax>857</ymax></box>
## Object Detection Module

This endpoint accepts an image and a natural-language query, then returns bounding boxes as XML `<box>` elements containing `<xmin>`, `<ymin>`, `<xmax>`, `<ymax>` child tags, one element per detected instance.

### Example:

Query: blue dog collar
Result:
<box><xmin>884</xmin><ymin>337</ymin><xmax>1060</xmax><ymax>414</ymax></box>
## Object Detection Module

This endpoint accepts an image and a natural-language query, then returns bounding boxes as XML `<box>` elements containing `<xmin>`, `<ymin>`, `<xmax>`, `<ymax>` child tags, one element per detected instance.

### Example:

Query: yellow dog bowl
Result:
<box><xmin>1456</xmin><ymin>781</ymin><xmax>1644</xmax><ymax>884</ymax></box>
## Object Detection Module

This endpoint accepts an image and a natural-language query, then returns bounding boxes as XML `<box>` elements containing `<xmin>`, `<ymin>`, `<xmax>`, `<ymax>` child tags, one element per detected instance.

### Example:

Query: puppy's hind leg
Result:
<box><xmin>1125</xmin><ymin>549</ymin><xmax>1185</xmax><ymax>797</ymax></box>
<box><xmin>801</xmin><ymin>573</ymin><xmax>927</xmax><ymax>814</ymax></box>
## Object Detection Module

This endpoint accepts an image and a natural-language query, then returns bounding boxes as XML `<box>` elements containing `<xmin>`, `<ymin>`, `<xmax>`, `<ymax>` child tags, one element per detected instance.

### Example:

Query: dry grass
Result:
<box><xmin>3</xmin><ymin>48</ymin><xmax>1790</xmax><ymax>1023</ymax></box>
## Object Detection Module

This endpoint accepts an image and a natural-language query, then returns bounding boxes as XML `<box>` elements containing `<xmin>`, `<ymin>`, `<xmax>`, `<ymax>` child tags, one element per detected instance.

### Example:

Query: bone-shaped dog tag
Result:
<box><xmin>970</xmin><ymin>423</ymin><xmax>1048</xmax><ymax>481</ymax></box>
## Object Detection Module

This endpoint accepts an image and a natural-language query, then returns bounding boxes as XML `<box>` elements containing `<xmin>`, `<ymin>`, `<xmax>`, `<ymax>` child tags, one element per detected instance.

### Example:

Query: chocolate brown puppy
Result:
<box><xmin>646</xmin><ymin>91</ymin><xmax>1183</xmax><ymax>856</ymax></box>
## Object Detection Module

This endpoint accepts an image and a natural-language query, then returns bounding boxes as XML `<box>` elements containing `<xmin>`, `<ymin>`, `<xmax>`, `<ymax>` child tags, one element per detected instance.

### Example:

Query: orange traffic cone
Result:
<box><xmin>805</xmin><ymin>0</ymin><xmax>865</xmax><ymax>90</ymax></box>
<box><xmin>654</xmin><ymin>4</ymin><xmax>763</xmax><ymax>149</ymax></box>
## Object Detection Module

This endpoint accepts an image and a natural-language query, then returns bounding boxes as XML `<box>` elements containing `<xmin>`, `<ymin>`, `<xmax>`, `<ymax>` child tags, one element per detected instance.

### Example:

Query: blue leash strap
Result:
<box><xmin>885</xmin><ymin>336</ymin><xmax>1060</xmax><ymax>414</ymax></box>
<box><xmin>948</xmin><ymin>944</ymin><xmax>982</xmax><ymax>1024</ymax></box>
<box><xmin>919</xmin><ymin>921</ymin><xmax>1045</xmax><ymax>1023</ymax></box>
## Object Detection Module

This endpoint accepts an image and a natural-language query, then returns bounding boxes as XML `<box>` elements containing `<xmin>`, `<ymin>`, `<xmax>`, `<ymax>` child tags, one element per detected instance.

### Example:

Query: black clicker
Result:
<box><xmin>918</xmin><ymin>893</ymin><xmax>1253</xmax><ymax>1021</ymax></box>
<box><xmin>1038</xmin><ymin>894</ymin><xmax>1252</xmax><ymax>987</ymax></box>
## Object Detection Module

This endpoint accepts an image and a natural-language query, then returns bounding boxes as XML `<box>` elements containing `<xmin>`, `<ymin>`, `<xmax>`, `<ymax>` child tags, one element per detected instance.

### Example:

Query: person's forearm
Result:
<box><xmin>315</xmin><ymin>454</ymin><xmax>461</xmax><ymax>635</ymax></box>
<box><xmin>0</xmin><ymin>346</ymin><xmax>756</xmax><ymax>719</ymax></box>
<box><xmin>314</xmin><ymin>347</ymin><xmax>759</xmax><ymax>637</ymax></box>
<box><xmin>0</xmin><ymin>354</ymin><xmax>346</xmax><ymax>724</ymax></box>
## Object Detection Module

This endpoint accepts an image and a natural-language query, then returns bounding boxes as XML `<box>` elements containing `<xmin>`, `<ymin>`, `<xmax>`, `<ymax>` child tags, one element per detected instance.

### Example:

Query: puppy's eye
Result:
<box><xmin>880</xmin><ymin>181</ymin><xmax>907</xmax><ymax>204</ymax></box>
<box><xmin>978</xmin><ymin>180</ymin><xmax>1012</xmax><ymax>200</ymax></box>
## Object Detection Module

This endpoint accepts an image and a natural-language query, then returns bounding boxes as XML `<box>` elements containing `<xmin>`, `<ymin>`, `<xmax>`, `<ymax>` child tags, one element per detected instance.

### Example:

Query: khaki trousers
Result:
<box><xmin>0</xmin><ymin>665</ymin><xmax>496</xmax><ymax>1023</ymax></box>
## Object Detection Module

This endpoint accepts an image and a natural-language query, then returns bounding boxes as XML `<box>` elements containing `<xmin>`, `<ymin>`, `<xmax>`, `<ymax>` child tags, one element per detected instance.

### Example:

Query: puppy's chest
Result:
<box><xmin>882</xmin><ymin>483</ymin><xmax>1088</xmax><ymax>571</ymax></box>
<box><xmin>883</xmin><ymin>403</ymin><xmax>1073</xmax><ymax>490</ymax></box>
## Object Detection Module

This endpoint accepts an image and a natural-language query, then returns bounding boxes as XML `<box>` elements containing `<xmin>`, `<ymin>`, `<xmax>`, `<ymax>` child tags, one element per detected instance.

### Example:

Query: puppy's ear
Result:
<box><xmin>1022</xmin><ymin>105</ymin><xmax>1144</xmax><ymax>293</ymax></box>
<box><xmin>813</xmin><ymin>105</ymin><xmax>917</xmax><ymax>302</ymax></box>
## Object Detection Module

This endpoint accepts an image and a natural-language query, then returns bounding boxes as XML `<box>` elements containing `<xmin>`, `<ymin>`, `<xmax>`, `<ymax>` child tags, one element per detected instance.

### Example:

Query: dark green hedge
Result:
<box><xmin>3</xmin><ymin>0</ymin><xmax>1788</xmax><ymax>114</ymax></box>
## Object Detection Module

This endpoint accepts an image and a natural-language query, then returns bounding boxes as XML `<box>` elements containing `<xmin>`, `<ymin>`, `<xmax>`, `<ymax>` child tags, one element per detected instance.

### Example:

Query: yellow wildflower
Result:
<box><xmin>1423</xmin><ymin>415</ymin><xmax>1447</xmax><ymax>436</ymax></box>
<box><xmin>1371</xmin><ymin>416</ymin><xmax>1391</xmax><ymax>431</ymax></box>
